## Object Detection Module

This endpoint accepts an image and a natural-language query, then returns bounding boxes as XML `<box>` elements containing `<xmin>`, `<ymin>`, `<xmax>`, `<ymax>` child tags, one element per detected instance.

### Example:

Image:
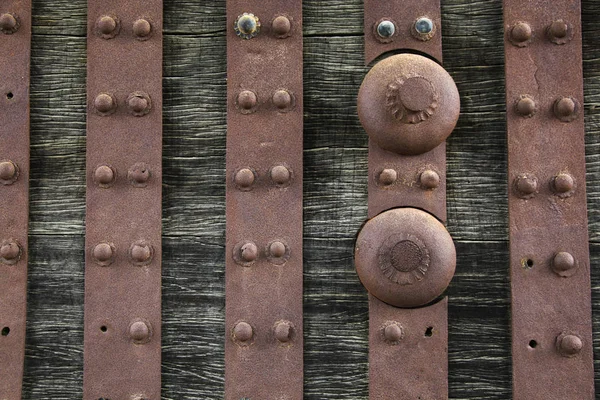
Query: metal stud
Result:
<box><xmin>382</xmin><ymin>321</ymin><xmax>404</xmax><ymax>344</ymax></box>
<box><xmin>412</xmin><ymin>17</ymin><xmax>436</xmax><ymax>41</ymax></box>
<box><xmin>233</xmin><ymin>241</ymin><xmax>259</xmax><ymax>266</ymax></box>
<box><xmin>235</xmin><ymin>13</ymin><xmax>260</xmax><ymax>40</ymax></box>
<box><xmin>378</xmin><ymin>169</ymin><xmax>397</xmax><ymax>186</ymax></box>
<box><xmin>272</xmin><ymin>89</ymin><xmax>295</xmax><ymax>112</ymax></box>
<box><xmin>96</xmin><ymin>15</ymin><xmax>120</xmax><ymax>39</ymax></box>
<box><xmin>236</xmin><ymin>90</ymin><xmax>258</xmax><ymax>114</ymax></box>
<box><xmin>272</xmin><ymin>15</ymin><xmax>292</xmax><ymax>38</ymax></box>
<box><xmin>129</xmin><ymin>320</ymin><xmax>151</xmax><ymax>344</ymax></box>
<box><xmin>92</xmin><ymin>242</ymin><xmax>116</xmax><ymax>266</ymax></box>
<box><xmin>94</xmin><ymin>93</ymin><xmax>117</xmax><ymax>115</ymax></box>
<box><xmin>270</xmin><ymin>165</ymin><xmax>291</xmax><ymax>186</ymax></box>
<box><xmin>274</xmin><ymin>321</ymin><xmax>293</xmax><ymax>343</ymax></box>
<box><xmin>234</xmin><ymin>168</ymin><xmax>256</xmax><ymax>190</ymax></box>
<box><xmin>547</xmin><ymin>19</ymin><xmax>573</xmax><ymax>45</ymax></box>
<box><xmin>129</xmin><ymin>241</ymin><xmax>154</xmax><ymax>266</ymax></box>
<box><xmin>0</xmin><ymin>160</ymin><xmax>19</xmax><ymax>185</ymax></box>
<box><xmin>509</xmin><ymin>21</ymin><xmax>532</xmax><ymax>47</ymax></box>
<box><xmin>0</xmin><ymin>240</ymin><xmax>21</xmax><ymax>265</ymax></box>
<box><xmin>419</xmin><ymin>169</ymin><xmax>440</xmax><ymax>190</ymax></box>
<box><xmin>515</xmin><ymin>95</ymin><xmax>537</xmax><ymax>118</ymax></box>
<box><xmin>127</xmin><ymin>92</ymin><xmax>152</xmax><ymax>117</ymax></box>
<box><xmin>554</xmin><ymin>97</ymin><xmax>579</xmax><ymax>122</ymax></box>
<box><xmin>514</xmin><ymin>174</ymin><xmax>538</xmax><ymax>199</ymax></box>
<box><xmin>232</xmin><ymin>321</ymin><xmax>254</xmax><ymax>344</ymax></box>
<box><xmin>133</xmin><ymin>18</ymin><xmax>152</xmax><ymax>40</ymax></box>
<box><xmin>267</xmin><ymin>240</ymin><xmax>290</xmax><ymax>265</ymax></box>
<box><xmin>375</xmin><ymin>19</ymin><xmax>396</xmax><ymax>43</ymax></box>
<box><xmin>552</xmin><ymin>172</ymin><xmax>575</xmax><ymax>197</ymax></box>
<box><xmin>552</xmin><ymin>251</ymin><xmax>576</xmax><ymax>277</ymax></box>
<box><xmin>128</xmin><ymin>163</ymin><xmax>151</xmax><ymax>187</ymax></box>
<box><xmin>556</xmin><ymin>333</ymin><xmax>583</xmax><ymax>357</ymax></box>
<box><xmin>93</xmin><ymin>165</ymin><xmax>116</xmax><ymax>187</ymax></box>
<box><xmin>0</xmin><ymin>13</ymin><xmax>19</xmax><ymax>34</ymax></box>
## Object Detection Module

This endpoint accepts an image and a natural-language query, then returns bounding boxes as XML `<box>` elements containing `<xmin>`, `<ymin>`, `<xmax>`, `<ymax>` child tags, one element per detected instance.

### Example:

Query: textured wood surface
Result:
<box><xmin>19</xmin><ymin>0</ymin><xmax>600</xmax><ymax>398</ymax></box>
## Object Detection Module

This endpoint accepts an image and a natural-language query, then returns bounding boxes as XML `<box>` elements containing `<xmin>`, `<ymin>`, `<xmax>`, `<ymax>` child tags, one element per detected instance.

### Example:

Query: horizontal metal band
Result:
<box><xmin>225</xmin><ymin>1</ymin><xmax>303</xmax><ymax>398</ymax></box>
<box><xmin>84</xmin><ymin>1</ymin><xmax>163</xmax><ymax>399</ymax></box>
<box><xmin>0</xmin><ymin>1</ymin><xmax>31</xmax><ymax>398</ymax></box>
<box><xmin>503</xmin><ymin>1</ymin><xmax>594</xmax><ymax>398</ymax></box>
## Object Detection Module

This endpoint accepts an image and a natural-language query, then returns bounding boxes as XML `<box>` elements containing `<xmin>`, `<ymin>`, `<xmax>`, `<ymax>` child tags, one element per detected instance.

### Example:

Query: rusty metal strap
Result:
<box><xmin>225</xmin><ymin>1</ymin><xmax>303</xmax><ymax>398</ymax></box>
<box><xmin>84</xmin><ymin>1</ymin><xmax>162</xmax><ymax>399</ymax></box>
<box><xmin>356</xmin><ymin>0</ymin><xmax>459</xmax><ymax>398</ymax></box>
<box><xmin>0</xmin><ymin>2</ymin><xmax>31</xmax><ymax>399</ymax></box>
<box><xmin>503</xmin><ymin>1</ymin><xmax>594</xmax><ymax>398</ymax></box>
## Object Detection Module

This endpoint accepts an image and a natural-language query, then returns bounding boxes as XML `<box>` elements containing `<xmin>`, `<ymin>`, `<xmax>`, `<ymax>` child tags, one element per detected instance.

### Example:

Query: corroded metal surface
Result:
<box><xmin>226</xmin><ymin>1</ymin><xmax>303</xmax><ymax>399</ymax></box>
<box><xmin>503</xmin><ymin>1</ymin><xmax>594</xmax><ymax>399</ymax></box>
<box><xmin>0</xmin><ymin>2</ymin><xmax>30</xmax><ymax>399</ymax></box>
<box><xmin>355</xmin><ymin>208</ymin><xmax>456</xmax><ymax>308</ymax></box>
<box><xmin>369</xmin><ymin>296</ymin><xmax>448</xmax><ymax>400</ymax></box>
<box><xmin>358</xmin><ymin>0</ymin><xmax>455</xmax><ymax>398</ymax></box>
<box><xmin>84</xmin><ymin>1</ymin><xmax>163</xmax><ymax>399</ymax></box>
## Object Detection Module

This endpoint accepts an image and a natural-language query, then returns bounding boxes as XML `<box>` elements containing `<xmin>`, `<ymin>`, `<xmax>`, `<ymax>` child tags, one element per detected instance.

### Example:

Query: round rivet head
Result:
<box><xmin>383</xmin><ymin>322</ymin><xmax>404</xmax><ymax>344</ymax></box>
<box><xmin>235</xmin><ymin>13</ymin><xmax>260</xmax><ymax>39</ymax></box>
<box><xmin>375</xmin><ymin>19</ymin><xmax>396</xmax><ymax>42</ymax></box>
<box><xmin>548</xmin><ymin>20</ymin><xmax>573</xmax><ymax>45</ymax></box>
<box><xmin>129</xmin><ymin>320</ymin><xmax>151</xmax><ymax>343</ymax></box>
<box><xmin>94</xmin><ymin>93</ymin><xmax>117</xmax><ymax>115</ymax></box>
<box><xmin>236</xmin><ymin>90</ymin><xmax>258</xmax><ymax>114</ymax></box>
<box><xmin>514</xmin><ymin>174</ymin><xmax>538</xmax><ymax>199</ymax></box>
<box><xmin>515</xmin><ymin>95</ymin><xmax>537</xmax><ymax>117</ymax></box>
<box><xmin>269</xmin><ymin>241</ymin><xmax>286</xmax><ymax>258</ymax></box>
<box><xmin>233</xmin><ymin>241</ymin><xmax>259</xmax><ymax>266</ymax></box>
<box><xmin>552</xmin><ymin>251</ymin><xmax>577</xmax><ymax>277</ymax></box>
<box><xmin>358</xmin><ymin>54</ymin><xmax>460</xmax><ymax>155</ymax></box>
<box><xmin>355</xmin><ymin>208</ymin><xmax>456</xmax><ymax>308</ymax></box>
<box><xmin>272</xmin><ymin>89</ymin><xmax>294</xmax><ymax>111</ymax></box>
<box><xmin>378</xmin><ymin>169</ymin><xmax>397</xmax><ymax>186</ymax></box>
<box><xmin>0</xmin><ymin>161</ymin><xmax>18</xmax><ymax>185</ymax></box>
<box><xmin>0</xmin><ymin>13</ymin><xmax>19</xmax><ymax>34</ymax></box>
<box><xmin>554</xmin><ymin>97</ymin><xmax>579</xmax><ymax>122</ymax></box>
<box><xmin>133</xmin><ymin>18</ymin><xmax>152</xmax><ymax>39</ymax></box>
<box><xmin>233</xmin><ymin>321</ymin><xmax>253</xmax><ymax>343</ymax></box>
<box><xmin>271</xmin><ymin>165</ymin><xmax>291</xmax><ymax>186</ymax></box>
<box><xmin>412</xmin><ymin>17</ymin><xmax>436</xmax><ymax>41</ymax></box>
<box><xmin>92</xmin><ymin>242</ymin><xmax>115</xmax><ymax>266</ymax></box>
<box><xmin>553</xmin><ymin>173</ymin><xmax>575</xmax><ymax>197</ymax></box>
<box><xmin>509</xmin><ymin>21</ymin><xmax>532</xmax><ymax>46</ymax></box>
<box><xmin>128</xmin><ymin>163</ymin><xmax>151</xmax><ymax>187</ymax></box>
<box><xmin>96</xmin><ymin>15</ymin><xmax>120</xmax><ymax>39</ymax></box>
<box><xmin>0</xmin><ymin>240</ymin><xmax>21</xmax><ymax>265</ymax></box>
<box><xmin>419</xmin><ymin>169</ymin><xmax>440</xmax><ymax>190</ymax></box>
<box><xmin>234</xmin><ymin>168</ymin><xmax>256</xmax><ymax>190</ymax></box>
<box><xmin>129</xmin><ymin>241</ymin><xmax>154</xmax><ymax>266</ymax></box>
<box><xmin>557</xmin><ymin>333</ymin><xmax>583</xmax><ymax>357</ymax></box>
<box><xmin>127</xmin><ymin>92</ymin><xmax>152</xmax><ymax>116</ymax></box>
<box><xmin>272</xmin><ymin>15</ymin><xmax>292</xmax><ymax>38</ymax></box>
<box><xmin>94</xmin><ymin>165</ymin><xmax>115</xmax><ymax>187</ymax></box>
<box><xmin>274</xmin><ymin>321</ymin><xmax>293</xmax><ymax>343</ymax></box>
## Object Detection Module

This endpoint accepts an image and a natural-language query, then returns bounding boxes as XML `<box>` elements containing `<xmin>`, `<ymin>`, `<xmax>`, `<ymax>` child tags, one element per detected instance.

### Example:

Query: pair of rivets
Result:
<box><xmin>232</xmin><ymin>320</ymin><xmax>294</xmax><ymax>345</ymax></box>
<box><xmin>96</xmin><ymin>15</ymin><xmax>152</xmax><ymax>40</ymax></box>
<box><xmin>375</xmin><ymin>17</ymin><xmax>435</xmax><ymax>43</ymax></box>
<box><xmin>234</xmin><ymin>165</ymin><xmax>292</xmax><ymax>190</ymax></box>
<box><xmin>236</xmin><ymin>89</ymin><xmax>295</xmax><ymax>114</ymax></box>
<box><xmin>0</xmin><ymin>13</ymin><xmax>19</xmax><ymax>34</ymax></box>
<box><xmin>514</xmin><ymin>172</ymin><xmax>575</xmax><ymax>198</ymax></box>
<box><xmin>0</xmin><ymin>160</ymin><xmax>19</xmax><ymax>185</ymax></box>
<box><xmin>515</xmin><ymin>95</ymin><xmax>579</xmax><ymax>121</ymax></box>
<box><xmin>509</xmin><ymin>20</ymin><xmax>573</xmax><ymax>47</ymax></box>
<box><xmin>92</xmin><ymin>241</ymin><xmax>154</xmax><ymax>266</ymax></box>
<box><xmin>0</xmin><ymin>240</ymin><xmax>22</xmax><ymax>265</ymax></box>
<box><xmin>235</xmin><ymin>13</ymin><xmax>292</xmax><ymax>40</ymax></box>
<box><xmin>93</xmin><ymin>163</ymin><xmax>151</xmax><ymax>187</ymax></box>
<box><xmin>234</xmin><ymin>240</ymin><xmax>290</xmax><ymax>266</ymax></box>
<box><xmin>378</xmin><ymin>168</ymin><xmax>440</xmax><ymax>190</ymax></box>
<box><xmin>94</xmin><ymin>92</ymin><xmax>152</xmax><ymax>116</ymax></box>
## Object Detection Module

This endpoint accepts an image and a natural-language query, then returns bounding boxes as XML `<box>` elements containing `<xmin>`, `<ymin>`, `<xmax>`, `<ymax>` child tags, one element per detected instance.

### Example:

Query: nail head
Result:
<box><xmin>234</xmin><ymin>168</ymin><xmax>255</xmax><ymax>189</ymax></box>
<box><xmin>233</xmin><ymin>321</ymin><xmax>253</xmax><ymax>342</ymax></box>
<box><xmin>419</xmin><ymin>169</ymin><xmax>440</xmax><ymax>190</ymax></box>
<box><xmin>378</xmin><ymin>169</ymin><xmax>397</xmax><ymax>186</ymax></box>
<box><xmin>272</xmin><ymin>15</ymin><xmax>292</xmax><ymax>37</ymax></box>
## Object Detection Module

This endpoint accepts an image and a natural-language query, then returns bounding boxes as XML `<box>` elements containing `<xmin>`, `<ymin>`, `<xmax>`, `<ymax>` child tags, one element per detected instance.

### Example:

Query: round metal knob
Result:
<box><xmin>357</xmin><ymin>54</ymin><xmax>460</xmax><ymax>155</ymax></box>
<box><xmin>354</xmin><ymin>208</ymin><xmax>456</xmax><ymax>308</ymax></box>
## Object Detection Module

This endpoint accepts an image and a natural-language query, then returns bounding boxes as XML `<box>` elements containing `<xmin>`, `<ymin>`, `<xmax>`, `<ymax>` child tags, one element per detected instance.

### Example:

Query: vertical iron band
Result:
<box><xmin>0</xmin><ymin>1</ymin><xmax>31</xmax><ymax>398</ymax></box>
<box><xmin>503</xmin><ymin>1</ymin><xmax>594</xmax><ymax>398</ymax></box>
<box><xmin>225</xmin><ymin>1</ymin><xmax>304</xmax><ymax>398</ymax></box>
<box><xmin>84</xmin><ymin>2</ymin><xmax>163</xmax><ymax>399</ymax></box>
